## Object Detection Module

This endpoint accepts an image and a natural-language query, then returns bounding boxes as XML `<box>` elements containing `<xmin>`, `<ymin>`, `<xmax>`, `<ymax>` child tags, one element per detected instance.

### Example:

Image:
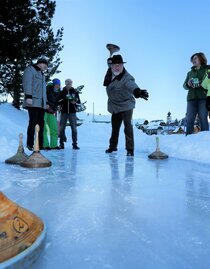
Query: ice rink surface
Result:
<box><xmin>1</xmin><ymin>146</ymin><xmax>210</xmax><ymax>269</ymax></box>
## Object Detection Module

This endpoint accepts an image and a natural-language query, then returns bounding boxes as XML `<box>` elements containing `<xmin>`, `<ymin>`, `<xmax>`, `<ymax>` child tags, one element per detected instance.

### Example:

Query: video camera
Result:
<box><xmin>75</xmin><ymin>101</ymin><xmax>87</xmax><ymax>112</ymax></box>
<box><xmin>75</xmin><ymin>85</ymin><xmax>84</xmax><ymax>94</ymax></box>
<box><xmin>190</xmin><ymin>78</ymin><xmax>200</xmax><ymax>88</ymax></box>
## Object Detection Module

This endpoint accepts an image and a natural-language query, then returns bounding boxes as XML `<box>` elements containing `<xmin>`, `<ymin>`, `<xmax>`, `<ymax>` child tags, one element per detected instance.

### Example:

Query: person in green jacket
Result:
<box><xmin>183</xmin><ymin>52</ymin><xmax>209</xmax><ymax>135</ymax></box>
<box><xmin>43</xmin><ymin>79</ymin><xmax>61</xmax><ymax>150</ymax></box>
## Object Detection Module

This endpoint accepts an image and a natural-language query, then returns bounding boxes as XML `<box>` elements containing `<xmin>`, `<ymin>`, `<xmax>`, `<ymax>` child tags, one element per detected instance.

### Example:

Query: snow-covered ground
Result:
<box><xmin>1</xmin><ymin>103</ymin><xmax>210</xmax><ymax>269</ymax></box>
<box><xmin>1</xmin><ymin>103</ymin><xmax>210</xmax><ymax>165</ymax></box>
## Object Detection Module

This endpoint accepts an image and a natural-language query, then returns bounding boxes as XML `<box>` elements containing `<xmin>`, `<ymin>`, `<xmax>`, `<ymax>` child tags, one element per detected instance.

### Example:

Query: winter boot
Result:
<box><xmin>73</xmin><ymin>145</ymin><xmax>80</xmax><ymax>150</ymax></box>
<box><xmin>127</xmin><ymin>150</ymin><xmax>134</xmax><ymax>156</ymax></box>
<box><xmin>105</xmin><ymin>148</ymin><xmax>117</xmax><ymax>153</ymax></box>
<box><xmin>59</xmin><ymin>144</ymin><xmax>64</xmax><ymax>149</ymax></box>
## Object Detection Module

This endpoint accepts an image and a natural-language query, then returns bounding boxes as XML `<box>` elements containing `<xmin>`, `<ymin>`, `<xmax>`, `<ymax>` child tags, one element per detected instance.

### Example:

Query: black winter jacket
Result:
<box><xmin>46</xmin><ymin>85</ymin><xmax>60</xmax><ymax>114</ymax></box>
<box><xmin>58</xmin><ymin>87</ymin><xmax>81</xmax><ymax>113</ymax></box>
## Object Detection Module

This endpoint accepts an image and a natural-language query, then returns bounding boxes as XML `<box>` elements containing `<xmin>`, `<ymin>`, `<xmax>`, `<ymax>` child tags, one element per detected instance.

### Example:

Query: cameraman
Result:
<box><xmin>183</xmin><ymin>52</ymin><xmax>209</xmax><ymax>135</ymax></box>
<box><xmin>58</xmin><ymin>79</ymin><xmax>81</xmax><ymax>149</ymax></box>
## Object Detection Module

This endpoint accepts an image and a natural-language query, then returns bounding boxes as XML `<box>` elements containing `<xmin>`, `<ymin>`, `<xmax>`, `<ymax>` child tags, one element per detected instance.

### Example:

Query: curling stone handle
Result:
<box><xmin>156</xmin><ymin>137</ymin><xmax>160</xmax><ymax>152</ymax></box>
<box><xmin>34</xmin><ymin>124</ymin><xmax>40</xmax><ymax>152</ymax></box>
<box><xmin>17</xmin><ymin>133</ymin><xmax>25</xmax><ymax>153</ymax></box>
<box><xmin>19</xmin><ymin>133</ymin><xmax>23</xmax><ymax>146</ymax></box>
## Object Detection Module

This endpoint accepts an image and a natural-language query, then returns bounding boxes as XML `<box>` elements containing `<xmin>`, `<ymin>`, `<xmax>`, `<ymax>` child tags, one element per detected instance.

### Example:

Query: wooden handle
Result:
<box><xmin>34</xmin><ymin>124</ymin><xmax>40</xmax><ymax>152</ymax></box>
<box><xmin>156</xmin><ymin>137</ymin><xmax>160</xmax><ymax>152</ymax></box>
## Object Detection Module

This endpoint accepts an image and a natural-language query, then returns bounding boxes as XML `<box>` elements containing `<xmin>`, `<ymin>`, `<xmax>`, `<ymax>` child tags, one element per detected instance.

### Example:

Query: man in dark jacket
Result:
<box><xmin>58</xmin><ymin>79</ymin><xmax>81</xmax><ymax>149</ymax></box>
<box><xmin>43</xmin><ymin>78</ymin><xmax>61</xmax><ymax>150</ymax></box>
<box><xmin>22</xmin><ymin>58</ymin><xmax>48</xmax><ymax>151</ymax></box>
<box><xmin>104</xmin><ymin>54</ymin><xmax>149</xmax><ymax>156</ymax></box>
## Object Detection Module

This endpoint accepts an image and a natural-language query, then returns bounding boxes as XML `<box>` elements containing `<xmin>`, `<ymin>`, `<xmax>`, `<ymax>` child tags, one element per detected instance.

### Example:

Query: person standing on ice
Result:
<box><xmin>183</xmin><ymin>52</ymin><xmax>209</xmax><ymax>135</ymax></box>
<box><xmin>43</xmin><ymin>78</ymin><xmax>61</xmax><ymax>150</ymax></box>
<box><xmin>22</xmin><ymin>58</ymin><xmax>48</xmax><ymax>151</ymax></box>
<box><xmin>58</xmin><ymin>79</ymin><xmax>81</xmax><ymax>150</ymax></box>
<box><xmin>104</xmin><ymin>54</ymin><xmax>149</xmax><ymax>156</ymax></box>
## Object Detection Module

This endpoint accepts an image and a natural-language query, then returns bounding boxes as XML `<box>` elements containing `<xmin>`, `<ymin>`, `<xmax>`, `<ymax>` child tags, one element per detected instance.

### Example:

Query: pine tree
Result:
<box><xmin>0</xmin><ymin>0</ymin><xmax>63</xmax><ymax>108</ymax></box>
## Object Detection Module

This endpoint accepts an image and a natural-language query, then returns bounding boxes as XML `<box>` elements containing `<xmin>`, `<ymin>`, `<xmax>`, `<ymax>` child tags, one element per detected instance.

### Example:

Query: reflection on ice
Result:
<box><xmin>1</xmin><ymin>149</ymin><xmax>210</xmax><ymax>269</ymax></box>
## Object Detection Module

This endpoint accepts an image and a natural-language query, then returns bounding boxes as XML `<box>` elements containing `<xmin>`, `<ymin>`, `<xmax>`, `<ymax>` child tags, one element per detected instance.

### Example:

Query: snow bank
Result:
<box><xmin>0</xmin><ymin>103</ymin><xmax>210</xmax><ymax>164</ymax></box>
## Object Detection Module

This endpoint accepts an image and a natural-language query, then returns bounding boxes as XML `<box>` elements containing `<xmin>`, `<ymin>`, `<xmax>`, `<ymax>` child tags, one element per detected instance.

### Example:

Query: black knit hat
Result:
<box><xmin>111</xmin><ymin>54</ymin><xmax>126</xmax><ymax>64</ymax></box>
<box><xmin>37</xmin><ymin>58</ymin><xmax>48</xmax><ymax>66</ymax></box>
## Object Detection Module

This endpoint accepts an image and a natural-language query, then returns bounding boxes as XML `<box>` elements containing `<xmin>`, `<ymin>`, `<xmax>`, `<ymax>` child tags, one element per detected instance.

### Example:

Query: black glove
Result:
<box><xmin>133</xmin><ymin>88</ymin><xmax>149</xmax><ymax>100</ymax></box>
<box><xmin>103</xmin><ymin>68</ymin><xmax>112</xmax><ymax>86</ymax></box>
<box><xmin>107</xmin><ymin>57</ymin><xmax>112</xmax><ymax>68</ymax></box>
<box><xmin>206</xmin><ymin>96</ymin><xmax>210</xmax><ymax>111</ymax></box>
<box><xmin>47</xmin><ymin>107</ymin><xmax>55</xmax><ymax>114</ymax></box>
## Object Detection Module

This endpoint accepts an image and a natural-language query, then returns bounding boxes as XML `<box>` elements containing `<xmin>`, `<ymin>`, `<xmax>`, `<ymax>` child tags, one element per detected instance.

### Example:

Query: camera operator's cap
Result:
<box><xmin>37</xmin><ymin>58</ymin><xmax>48</xmax><ymax>66</ymax></box>
<box><xmin>52</xmin><ymin>78</ymin><xmax>61</xmax><ymax>85</ymax></box>
<box><xmin>111</xmin><ymin>54</ymin><xmax>126</xmax><ymax>64</ymax></box>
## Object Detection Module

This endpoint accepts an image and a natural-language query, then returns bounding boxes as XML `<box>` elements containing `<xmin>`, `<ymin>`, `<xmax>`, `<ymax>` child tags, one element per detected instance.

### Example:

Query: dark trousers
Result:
<box><xmin>59</xmin><ymin>112</ymin><xmax>78</xmax><ymax>146</ymax></box>
<box><xmin>27</xmin><ymin>107</ymin><xmax>45</xmax><ymax>148</ymax></box>
<box><xmin>109</xmin><ymin>109</ymin><xmax>134</xmax><ymax>151</ymax></box>
<box><xmin>186</xmin><ymin>99</ymin><xmax>209</xmax><ymax>135</ymax></box>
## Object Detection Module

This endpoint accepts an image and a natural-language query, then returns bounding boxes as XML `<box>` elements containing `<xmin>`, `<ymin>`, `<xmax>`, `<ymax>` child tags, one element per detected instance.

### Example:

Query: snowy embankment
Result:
<box><xmin>0</xmin><ymin>103</ymin><xmax>210</xmax><ymax>164</ymax></box>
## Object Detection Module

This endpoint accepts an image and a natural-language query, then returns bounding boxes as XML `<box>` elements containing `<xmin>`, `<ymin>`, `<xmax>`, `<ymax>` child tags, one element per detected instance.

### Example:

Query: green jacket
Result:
<box><xmin>183</xmin><ymin>65</ymin><xmax>208</xmax><ymax>101</ymax></box>
<box><xmin>201</xmin><ymin>69</ymin><xmax>210</xmax><ymax>96</ymax></box>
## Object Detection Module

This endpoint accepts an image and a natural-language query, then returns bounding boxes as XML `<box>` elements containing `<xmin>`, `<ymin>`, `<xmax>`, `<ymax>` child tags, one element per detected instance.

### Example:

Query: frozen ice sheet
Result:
<box><xmin>1</xmin><ymin>146</ymin><xmax>210</xmax><ymax>269</ymax></box>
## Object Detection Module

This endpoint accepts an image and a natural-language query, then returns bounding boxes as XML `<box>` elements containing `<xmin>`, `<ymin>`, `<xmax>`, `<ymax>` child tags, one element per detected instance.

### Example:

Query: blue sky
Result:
<box><xmin>52</xmin><ymin>0</ymin><xmax>210</xmax><ymax>121</ymax></box>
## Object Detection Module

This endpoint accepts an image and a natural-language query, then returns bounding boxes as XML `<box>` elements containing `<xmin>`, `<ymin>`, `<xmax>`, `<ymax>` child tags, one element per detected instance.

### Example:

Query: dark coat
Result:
<box><xmin>58</xmin><ymin>87</ymin><xmax>81</xmax><ymax>114</ymax></box>
<box><xmin>46</xmin><ymin>85</ymin><xmax>60</xmax><ymax>114</ymax></box>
